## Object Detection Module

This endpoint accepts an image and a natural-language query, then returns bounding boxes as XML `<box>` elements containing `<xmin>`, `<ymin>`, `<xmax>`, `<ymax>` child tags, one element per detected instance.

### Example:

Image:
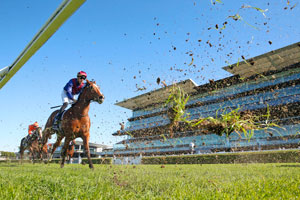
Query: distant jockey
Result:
<box><xmin>26</xmin><ymin>121</ymin><xmax>39</xmax><ymax>142</ymax></box>
<box><xmin>53</xmin><ymin>71</ymin><xmax>87</xmax><ymax>129</ymax></box>
<box><xmin>28</xmin><ymin>121</ymin><xmax>39</xmax><ymax>135</ymax></box>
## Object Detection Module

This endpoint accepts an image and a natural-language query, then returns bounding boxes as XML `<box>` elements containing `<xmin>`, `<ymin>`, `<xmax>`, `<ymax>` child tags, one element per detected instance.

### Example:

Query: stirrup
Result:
<box><xmin>52</xmin><ymin>118</ymin><xmax>59</xmax><ymax>130</ymax></box>
<box><xmin>53</xmin><ymin>112</ymin><xmax>61</xmax><ymax>124</ymax></box>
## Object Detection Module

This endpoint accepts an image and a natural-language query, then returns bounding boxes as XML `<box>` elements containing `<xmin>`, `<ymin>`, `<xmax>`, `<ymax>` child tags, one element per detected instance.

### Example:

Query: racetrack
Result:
<box><xmin>0</xmin><ymin>163</ymin><xmax>299</xmax><ymax>199</ymax></box>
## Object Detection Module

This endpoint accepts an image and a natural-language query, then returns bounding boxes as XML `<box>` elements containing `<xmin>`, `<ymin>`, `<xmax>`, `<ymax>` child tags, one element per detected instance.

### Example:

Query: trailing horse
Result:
<box><xmin>19</xmin><ymin>127</ymin><xmax>45</xmax><ymax>163</ymax></box>
<box><xmin>41</xmin><ymin>80</ymin><xmax>104</xmax><ymax>169</ymax></box>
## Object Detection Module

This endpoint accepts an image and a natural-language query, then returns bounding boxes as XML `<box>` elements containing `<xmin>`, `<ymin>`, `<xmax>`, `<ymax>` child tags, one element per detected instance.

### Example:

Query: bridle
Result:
<box><xmin>87</xmin><ymin>82</ymin><xmax>104</xmax><ymax>103</ymax></box>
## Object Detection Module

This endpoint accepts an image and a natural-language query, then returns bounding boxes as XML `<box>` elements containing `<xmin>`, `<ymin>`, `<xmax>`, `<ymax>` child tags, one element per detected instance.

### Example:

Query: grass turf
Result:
<box><xmin>0</xmin><ymin>163</ymin><xmax>299</xmax><ymax>199</ymax></box>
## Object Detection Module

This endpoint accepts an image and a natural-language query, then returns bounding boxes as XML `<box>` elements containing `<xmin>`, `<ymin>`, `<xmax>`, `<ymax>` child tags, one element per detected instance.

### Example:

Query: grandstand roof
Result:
<box><xmin>115</xmin><ymin>79</ymin><xmax>198</xmax><ymax>110</ymax></box>
<box><xmin>223</xmin><ymin>42</ymin><xmax>300</xmax><ymax>78</ymax></box>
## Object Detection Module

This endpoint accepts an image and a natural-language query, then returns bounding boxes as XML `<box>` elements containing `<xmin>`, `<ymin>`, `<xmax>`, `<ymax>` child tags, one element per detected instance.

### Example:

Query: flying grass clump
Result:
<box><xmin>190</xmin><ymin>106</ymin><xmax>280</xmax><ymax>140</ymax></box>
<box><xmin>165</xmin><ymin>85</ymin><xmax>280</xmax><ymax>140</ymax></box>
<box><xmin>165</xmin><ymin>85</ymin><xmax>190</xmax><ymax>137</ymax></box>
<box><xmin>165</xmin><ymin>85</ymin><xmax>190</xmax><ymax>125</ymax></box>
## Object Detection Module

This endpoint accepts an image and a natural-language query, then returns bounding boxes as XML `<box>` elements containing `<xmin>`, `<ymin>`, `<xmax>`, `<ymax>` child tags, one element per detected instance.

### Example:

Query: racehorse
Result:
<box><xmin>19</xmin><ymin>127</ymin><xmax>45</xmax><ymax>163</ymax></box>
<box><xmin>41</xmin><ymin>80</ymin><xmax>104</xmax><ymax>169</ymax></box>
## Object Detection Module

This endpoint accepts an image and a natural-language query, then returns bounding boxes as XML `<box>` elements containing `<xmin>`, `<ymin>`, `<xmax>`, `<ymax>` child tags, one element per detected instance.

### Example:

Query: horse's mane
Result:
<box><xmin>71</xmin><ymin>81</ymin><xmax>96</xmax><ymax>107</ymax></box>
<box><xmin>72</xmin><ymin>84</ymin><xmax>87</xmax><ymax>106</ymax></box>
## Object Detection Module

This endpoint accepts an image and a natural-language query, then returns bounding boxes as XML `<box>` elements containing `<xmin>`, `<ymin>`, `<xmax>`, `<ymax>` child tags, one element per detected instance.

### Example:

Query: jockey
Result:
<box><xmin>27</xmin><ymin>121</ymin><xmax>39</xmax><ymax>141</ymax></box>
<box><xmin>28</xmin><ymin>121</ymin><xmax>39</xmax><ymax>135</ymax></box>
<box><xmin>53</xmin><ymin>71</ymin><xmax>87</xmax><ymax>128</ymax></box>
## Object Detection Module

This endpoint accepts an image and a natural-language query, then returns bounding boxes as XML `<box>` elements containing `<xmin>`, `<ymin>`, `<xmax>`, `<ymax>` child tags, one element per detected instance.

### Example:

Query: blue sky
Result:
<box><xmin>0</xmin><ymin>0</ymin><xmax>299</xmax><ymax>152</ymax></box>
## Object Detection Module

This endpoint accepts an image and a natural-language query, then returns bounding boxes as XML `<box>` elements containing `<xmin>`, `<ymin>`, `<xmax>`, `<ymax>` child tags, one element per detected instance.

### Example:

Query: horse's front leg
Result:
<box><xmin>38</xmin><ymin>148</ymin><xmax>43</xmax><ymax>161</ymax></box>
<box><xmin>60</xmin><ymin>138</ymin><xmax>71</xmax><ymax>168</ymax></box>
<box><xmin>82</xmin><ymin>133</ymin><xmax>94</xmax><ymax>169</ymax></box>
<box><xmin>41</xmin><ymin>144</ymin><xmax>48</xmax><ymax>161</ymax></box>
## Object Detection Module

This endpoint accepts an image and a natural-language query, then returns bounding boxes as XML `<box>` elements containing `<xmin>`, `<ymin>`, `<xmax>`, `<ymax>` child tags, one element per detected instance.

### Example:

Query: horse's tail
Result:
<box><xmin>45</xmin><ymin>110</ymin><xmax>59</xmax><ymax>129</ymax></box>
<box><xmin>19</xmin><ymin>138</ymin><xmax>26</xmax><ymax>162</ymax></box>
<box><xmin>20</xmin><ymin>138</ymin><xmax>25</xmax><ymax>152</ymax></box>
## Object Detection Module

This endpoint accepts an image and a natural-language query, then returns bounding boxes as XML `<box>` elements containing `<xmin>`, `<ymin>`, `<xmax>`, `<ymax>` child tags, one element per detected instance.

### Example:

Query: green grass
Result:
<box><xmin>0</xmin><ymin>163</ymin><xmax>299</xmax><ymax>199</ymax></box>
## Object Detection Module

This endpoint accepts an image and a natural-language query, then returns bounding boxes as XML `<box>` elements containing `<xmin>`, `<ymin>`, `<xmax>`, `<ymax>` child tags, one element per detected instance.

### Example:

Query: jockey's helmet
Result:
<box><xmin>77</xmin><ymin>71</ymin><xmax>87</xmax><ymax>78</ymax></box>
<box><xmin>33</xmin><ymin>121</ymin><xmax>39</xmax><ymax>127</ymax></box>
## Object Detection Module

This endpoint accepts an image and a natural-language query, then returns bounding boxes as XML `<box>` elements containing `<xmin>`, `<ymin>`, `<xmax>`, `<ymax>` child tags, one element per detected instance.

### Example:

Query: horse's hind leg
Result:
<box><xmin>30</xmin><ymin>149</ymin><xmax>35</xmax><ymax>164</ymax></box>
<box><xmin>60</xmin><ymin>138</ymin><xmax>71</xmax><ymax>168</ymax></box>
<box><xmin>48</xmin><ymin>134</ymin><xmax>64</xmax><ymax>163</ymax></box>
<box><xmin>66</xmin><ymin>155</ymin><xmax>70</xmax><ymax>164</ymax></box>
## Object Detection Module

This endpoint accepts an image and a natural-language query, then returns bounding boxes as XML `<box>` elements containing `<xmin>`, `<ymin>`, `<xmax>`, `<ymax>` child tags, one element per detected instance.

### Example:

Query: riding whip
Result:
<box><xmin>50</xmin><ymin>105</ymin><xmax>61</xmax><ymax>109</ymax></box>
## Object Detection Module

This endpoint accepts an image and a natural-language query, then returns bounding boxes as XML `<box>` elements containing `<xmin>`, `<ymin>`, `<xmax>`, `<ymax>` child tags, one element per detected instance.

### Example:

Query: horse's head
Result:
<box><xmin>85</xmin><ymin>79</ymin><xmax>105</xmax><ymax>104</ymax></box>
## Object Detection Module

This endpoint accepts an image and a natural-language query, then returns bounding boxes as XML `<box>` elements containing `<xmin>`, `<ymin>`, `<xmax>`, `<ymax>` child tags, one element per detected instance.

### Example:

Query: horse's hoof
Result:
<box><xmin>60</xmin><ymin>164</ymin><xmax>64</xmax><ymax>168</ymax></box>
<box><xmin>89</xmin><ymin>164</ymin><xmax>94</xmax><ymax>170</ymax></box>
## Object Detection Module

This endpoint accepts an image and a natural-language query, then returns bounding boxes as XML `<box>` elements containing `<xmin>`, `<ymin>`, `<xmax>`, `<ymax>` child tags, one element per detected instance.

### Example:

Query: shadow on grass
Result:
<box><xmin>0</xmin><ymin>164</ymin><xmax>19</xmax><ymax>167</ymax></box>
<box><xmin>277</xmin><ymin>164</ymin><xmax>300</xmax><ymax>168</ymax></box>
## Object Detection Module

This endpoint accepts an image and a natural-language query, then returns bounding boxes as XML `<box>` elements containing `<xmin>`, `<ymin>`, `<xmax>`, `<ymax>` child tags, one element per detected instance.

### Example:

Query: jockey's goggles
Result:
<box><xmin>78</xmin><ymin>75</ymin><xmax>86</xmax><ymax>80</ymax></box>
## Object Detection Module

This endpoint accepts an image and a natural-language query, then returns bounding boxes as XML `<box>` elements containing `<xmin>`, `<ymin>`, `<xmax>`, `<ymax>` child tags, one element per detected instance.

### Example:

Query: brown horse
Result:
<box><xmin>19</xmin><ymin>127</ymin><xmax>46</xmax><ymax>162</ymax></box>
<box><xmin>41</xmin><ymin>80</ymin><xmax>104</xmax><ymax>169</ymax></box>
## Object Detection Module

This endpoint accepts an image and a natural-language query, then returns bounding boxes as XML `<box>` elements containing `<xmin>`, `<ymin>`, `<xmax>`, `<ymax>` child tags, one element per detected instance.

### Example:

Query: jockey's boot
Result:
<box><xmin>52</xmin><ymin>103</ymin><xmax>67</xmax><ymax>131</ymax></box>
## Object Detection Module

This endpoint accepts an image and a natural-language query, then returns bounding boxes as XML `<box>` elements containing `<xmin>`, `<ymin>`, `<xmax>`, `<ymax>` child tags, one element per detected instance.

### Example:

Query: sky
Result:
<box><xmin>0</xmin><ymin>0</ymin><xmax>299</xmax><ymax>152</ymax></box>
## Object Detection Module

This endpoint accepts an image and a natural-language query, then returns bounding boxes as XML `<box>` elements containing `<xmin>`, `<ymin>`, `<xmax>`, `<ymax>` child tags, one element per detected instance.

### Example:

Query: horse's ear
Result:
<box><xmin>86</xmin><ymin>79</ymin><xmax>91</xmax><ymax>86</ymax></box>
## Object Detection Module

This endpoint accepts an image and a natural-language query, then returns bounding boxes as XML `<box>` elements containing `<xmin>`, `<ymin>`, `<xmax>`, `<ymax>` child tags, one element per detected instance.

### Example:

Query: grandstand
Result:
<box><xmin>51</xmin><ymin>141</ymin><xmax>109</xmax><ymax>159</ymax></box>
<box><xmin>102</xmin><ymin>42</ymin><xmax>300</xmax><ymax>157</ymax></box>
